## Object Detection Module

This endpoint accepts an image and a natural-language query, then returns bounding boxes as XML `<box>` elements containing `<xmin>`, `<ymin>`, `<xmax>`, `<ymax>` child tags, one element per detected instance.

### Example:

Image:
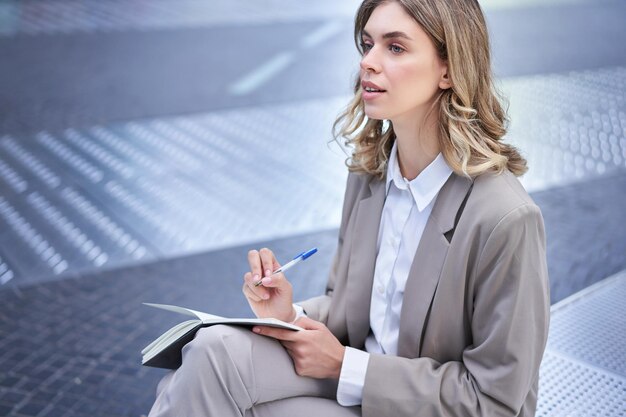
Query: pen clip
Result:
<box><xmin>299</xmin><ymin>248</ymin><xmax>317</xmax><ymax>260</ymax></box>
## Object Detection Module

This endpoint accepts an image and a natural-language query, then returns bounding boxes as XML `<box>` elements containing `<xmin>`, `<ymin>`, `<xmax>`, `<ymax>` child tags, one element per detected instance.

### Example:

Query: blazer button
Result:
<box><xmin>377</xmin><ymin>284</ymin><xmax>385</xmax><ymax>294</ymax></box>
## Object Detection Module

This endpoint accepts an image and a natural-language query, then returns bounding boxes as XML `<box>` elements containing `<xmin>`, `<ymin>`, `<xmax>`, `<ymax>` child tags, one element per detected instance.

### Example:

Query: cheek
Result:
<box><xmin>390</xmin><ymin>60</ymin><xmax>441</xmax><ymax>101</ymax></box>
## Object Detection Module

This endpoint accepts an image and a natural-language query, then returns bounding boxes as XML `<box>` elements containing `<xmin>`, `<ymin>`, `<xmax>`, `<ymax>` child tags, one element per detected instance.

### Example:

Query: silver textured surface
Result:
<box><xmin>0</xmin><ymin>96</ymin><xmax>349</xmax><ymax>283</ymax></box>
<box><xmin>1</xmin><ymin>66</ymin><xmax>625</xmax><ymax>284</ymax></box>
<box><xmin>0</xmin><ymin>196</ymin><xmax>69</xmax><ymax>275</ymax></box>
<box><xmin>0</xmin><ymin>0</ymin><xmax>361</xmax><ymax>37</ymax></box>
<box><xmin>547</xmin><ymin>270</ymin><xmax>626</xmax><ymax>377</ymax></box>
<box><xmin>537</xmin><ymin>270</ymin><xmax>626</xmax><ymax>417</ymax></box>
<box><xmin>537</xmin><ymin>351</ymin><xmax>626</xmax><ymax>417</ymax></box>
<box><xmin>504</xmin><ymin>66</ymin><xmax>626</xmax><ymax>192</ymax></box>
<box><xmin>0</xmin><ymin>0</ymin><xmax>615</xmax><ymax>39</ymax></box>
<box><xmin>0</xmin><ymin>253</ymin><xmax>13</xmax><ymax>284</ymax></box>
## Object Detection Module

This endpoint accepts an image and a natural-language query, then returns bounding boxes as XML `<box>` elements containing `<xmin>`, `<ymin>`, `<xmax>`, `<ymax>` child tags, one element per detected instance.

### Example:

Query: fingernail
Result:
<box><xmin>262</xmin><ymin>277</ymin><xmax>272</xmax><ymax>285</ymax></box>
<box><xmin>253</xmin><ymin>327</ymin><xmax>260</xmax><ymax>333</ymax></box>
<box><xmin>252</xmin><ymin>274</ymin><xmax>259</xmax><ymax>280</ymax></box>
<box><xmin>265</xmin><ymin>269</ymin><xmax>271</xmax><ymax>276</ymax></box>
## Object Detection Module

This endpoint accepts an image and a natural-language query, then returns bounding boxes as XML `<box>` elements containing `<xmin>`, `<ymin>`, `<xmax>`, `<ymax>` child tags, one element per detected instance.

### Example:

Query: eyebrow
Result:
<box><xmin>362</xmin><ymin>29</ymin><xmax>413</xmax><ymax>41</ymax></box>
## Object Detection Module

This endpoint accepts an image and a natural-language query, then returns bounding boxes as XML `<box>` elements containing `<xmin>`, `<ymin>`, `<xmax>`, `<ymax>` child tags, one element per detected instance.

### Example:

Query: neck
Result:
<box><xmin>391</xmin><ymin>111</ymin><xmax>441</xmax><ymax>181</ymax></box>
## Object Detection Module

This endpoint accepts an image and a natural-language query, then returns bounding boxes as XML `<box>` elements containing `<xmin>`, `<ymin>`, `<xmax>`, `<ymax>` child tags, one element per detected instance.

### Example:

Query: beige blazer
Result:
<box><xmin>300</xmin><ymin>170</ymin><xmax>550</xmax><ymax>417</ymax></box>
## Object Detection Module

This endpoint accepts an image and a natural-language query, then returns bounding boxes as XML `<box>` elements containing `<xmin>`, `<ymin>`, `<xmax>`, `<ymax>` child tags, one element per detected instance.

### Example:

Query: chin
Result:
<box><xmin>363</xmin><ymin>106</ymin><xmax>387</xmax><ymax>121</ymax></box>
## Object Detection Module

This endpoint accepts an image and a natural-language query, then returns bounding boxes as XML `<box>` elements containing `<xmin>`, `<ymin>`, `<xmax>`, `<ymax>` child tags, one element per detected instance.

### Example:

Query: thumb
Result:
<box><xmin>295</xmin><ymin>316</ymin><xmax>324</xmax><ymax>330</ymax></box>
<box><xmin>259</xmin><ymin>272</ymin><xmax>290</xmax><ymax>289</ymax></box>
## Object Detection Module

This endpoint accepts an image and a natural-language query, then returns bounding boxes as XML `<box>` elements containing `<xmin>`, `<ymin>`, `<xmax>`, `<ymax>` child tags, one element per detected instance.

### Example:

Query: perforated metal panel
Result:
<box><xmin>0</xmin><ymin>96</ymin><xmax>350</xmax><ymax>284</ymax></box>
<box><xmin>0</xmin><ymin>0</ymin><xmax>362</xmax><ymax>37</ymax></box>
<box><xmin>547</xmin><ymin>273</ymin><xmax>626</xmax><ymax>376</ymax></box>
<box><xmin>537</xmin><ymin>351</ymin><xmax>626</xmax><ymax>417</ymax></box>
<box><xmin>0</xmin><ymin>253</ymin><xmax>14</xmax><ymax>284</ymax></box>
<box><xmin>537</xmin><ymin>271</ymin><xmax>626</xmax><ymax>417</ymax></box>
<box><xmin>504</xmin><ymin>67</ymin><xmax>626</xmax><ymax>192</ymax></box>
<box><xmin>1</xmin><ymin>67</ymin><xmax>625</xmax><ymax>285</ymax></box>
<box><xmin>0</xmin><ymin>0</ymin><xmax>617</xmax><ymax>38</ymax></box>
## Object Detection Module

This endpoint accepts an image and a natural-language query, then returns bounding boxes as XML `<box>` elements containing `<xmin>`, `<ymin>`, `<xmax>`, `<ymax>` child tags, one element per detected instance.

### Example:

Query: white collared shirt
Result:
<box><xmin>336</xmin><ymin>140</ymin><xmax>453</xmax><ymax>406</ymax></box>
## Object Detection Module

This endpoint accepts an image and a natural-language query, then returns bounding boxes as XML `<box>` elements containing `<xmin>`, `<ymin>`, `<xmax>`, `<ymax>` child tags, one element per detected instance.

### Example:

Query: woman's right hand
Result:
<box><xmin>242</xmin><ymin>248</ymin><xmax>296</xmax><ymax>323</ymax></box>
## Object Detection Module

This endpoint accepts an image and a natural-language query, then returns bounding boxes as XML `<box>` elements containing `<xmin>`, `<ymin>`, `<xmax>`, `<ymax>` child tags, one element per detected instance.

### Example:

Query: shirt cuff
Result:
<box><xmin>336</xmin><ymin>347</ymin><xmax>370</xmax><ymax>406</ymax></box>
<box><xmin>292</xmin><ymin>304</ymin><xmax>307</xmax><ymax>323</ymax></box>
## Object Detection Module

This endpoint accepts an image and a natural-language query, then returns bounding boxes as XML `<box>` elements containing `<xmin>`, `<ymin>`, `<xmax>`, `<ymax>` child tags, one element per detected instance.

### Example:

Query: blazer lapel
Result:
<box><xmin>397</xmin><ymin>173</ymin><xmax>473</xmax><ymax>358</ymax></box>
<box><xmin>346</xmin><ymin>176</ymin><xmax>386</xmax><ymax>349</ymax></box>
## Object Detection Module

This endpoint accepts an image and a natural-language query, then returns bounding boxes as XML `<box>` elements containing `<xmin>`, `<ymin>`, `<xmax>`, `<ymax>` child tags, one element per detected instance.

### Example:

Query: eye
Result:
<box><xmin>389</xmin><ymin>44</ymin><xmax>405</xmax><ymax>54</ymax></box>
<box><xmin>360</xmin><ymin>41</ymin><xmax>373</xmax><ymax>52</ymax></box>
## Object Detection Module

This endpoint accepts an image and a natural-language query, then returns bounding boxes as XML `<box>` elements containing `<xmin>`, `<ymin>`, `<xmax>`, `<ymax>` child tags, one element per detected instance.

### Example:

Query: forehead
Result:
<box><xmin>363</xmin><ymin>2</ymin><xmax>425</xmax><ymax>40</ymax></box>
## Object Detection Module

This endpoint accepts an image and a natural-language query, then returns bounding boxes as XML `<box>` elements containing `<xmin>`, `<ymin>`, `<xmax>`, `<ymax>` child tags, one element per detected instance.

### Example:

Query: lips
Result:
<box><xmin>361</xmin><ymin>80</ymin><xmax>386</xmax><ymax>93</ymax></box>
<box><xmin>361</xmin><ymin>80</ymin><xmax>386</xmax><ymax>101</ymax></box>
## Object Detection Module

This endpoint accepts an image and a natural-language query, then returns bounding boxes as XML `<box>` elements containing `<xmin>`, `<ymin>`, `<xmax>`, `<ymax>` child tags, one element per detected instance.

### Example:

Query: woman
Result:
<box><xmin>149</xmin><ymin>0</ymin><xmax>550</xmax><ymax>416</ymax></box>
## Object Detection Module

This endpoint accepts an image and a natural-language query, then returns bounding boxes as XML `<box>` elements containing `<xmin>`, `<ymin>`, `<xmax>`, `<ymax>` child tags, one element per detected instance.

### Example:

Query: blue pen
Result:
<box><xmin>253</xmin><ymin>248</ymin><xmax>318</xmax><ymax>287</ymax></box>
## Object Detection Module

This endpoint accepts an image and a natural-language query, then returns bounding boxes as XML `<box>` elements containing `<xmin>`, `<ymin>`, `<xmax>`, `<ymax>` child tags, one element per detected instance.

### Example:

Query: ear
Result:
<box><xmin>439</xmin><ymin>66</ymin><xmax>452</xmax><ymax>90</ymax></box>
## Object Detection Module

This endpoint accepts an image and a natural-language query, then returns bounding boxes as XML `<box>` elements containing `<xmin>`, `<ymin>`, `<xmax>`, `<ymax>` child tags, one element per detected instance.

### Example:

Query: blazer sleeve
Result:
<box><xmin>362</xmin><ymin>203</ymin><xmax>551</xmax><ymax>417</ymax></box>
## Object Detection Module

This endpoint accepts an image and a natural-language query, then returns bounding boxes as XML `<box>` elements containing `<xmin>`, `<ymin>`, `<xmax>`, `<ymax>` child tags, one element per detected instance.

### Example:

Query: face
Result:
<box><xmin>359</xmin><ymin>1</ymin><xmax>451</xmax><ymax>123</ymax></box>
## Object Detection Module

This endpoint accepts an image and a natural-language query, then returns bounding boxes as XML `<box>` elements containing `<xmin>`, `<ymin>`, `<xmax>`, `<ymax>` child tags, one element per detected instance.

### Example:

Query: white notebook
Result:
<box><xmin>141</xmin><ymin>303</ymin><xmax>302</xmax><ymax>369</ymax></box>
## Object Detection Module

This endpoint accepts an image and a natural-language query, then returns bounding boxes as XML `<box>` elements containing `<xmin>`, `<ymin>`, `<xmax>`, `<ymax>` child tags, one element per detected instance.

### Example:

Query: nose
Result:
<box><xmin>359</xmin><ymin>48</ymin><xmax>381</xmax><ymax>74</ymax></box>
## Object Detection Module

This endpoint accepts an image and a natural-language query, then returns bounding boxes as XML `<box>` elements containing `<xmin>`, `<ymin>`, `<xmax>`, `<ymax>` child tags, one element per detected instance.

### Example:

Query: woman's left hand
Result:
<box><xmin>253</xmin><ymin>317</ymin><xmax>346</xmax><ymax>380</ymax></box>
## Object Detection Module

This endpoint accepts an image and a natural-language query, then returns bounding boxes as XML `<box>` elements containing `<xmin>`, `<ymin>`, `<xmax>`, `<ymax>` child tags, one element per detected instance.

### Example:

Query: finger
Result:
<box><xmin>244</xmin><ymin>270</ymin><xmax>264</xmax><ymax>289</ymax></box>
<box><xmin>242</xmin><ymin>282</ymin><xmax>262</xmax><ymax>302</ymax></box>
<box><xmin>243</xmin><ymin>273</ymin><xmax>269</xmax><ymax>300</ymax></box>
<box><xmin>258</xmin><ymin>272</ymin><xmax>290</xmax><ymax>290</ymax></box>
<box><xmin>259</xmin><ymin>248</ymin><xmax>278</xmax><ymax>277</ymax></box>
<box><xmin>247</xmin><ymin>249</ymin><xmax>263</xmax><ymax>281</ymax></box>
<box><xmin>253</xmin><ymin>326</ymin><xmax>298</xmax><ymax>341</ymax></box>
<box><xmin>294</xmin><ymin>316</ymin><xmax>324</xmax><ymax>330</ymax></box>
<box><xmin>243</xmin><ymin>272</ymin><xmax>269</xmax><ymax>300</ymax></box>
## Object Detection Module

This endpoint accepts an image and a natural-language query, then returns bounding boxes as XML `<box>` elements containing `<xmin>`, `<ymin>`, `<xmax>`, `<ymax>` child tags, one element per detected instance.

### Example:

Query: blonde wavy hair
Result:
<box><xmin>333</xmin><ymin>0</ymin><xmax>527</xmax><ymax>179</ymax></box>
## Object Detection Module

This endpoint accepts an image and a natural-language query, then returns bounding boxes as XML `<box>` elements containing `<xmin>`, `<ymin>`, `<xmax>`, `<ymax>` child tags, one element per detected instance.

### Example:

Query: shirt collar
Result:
<box><xmin>386</xmin><ymin>140</ymin><xmax>453</xmax><ymax>212</ymax></box>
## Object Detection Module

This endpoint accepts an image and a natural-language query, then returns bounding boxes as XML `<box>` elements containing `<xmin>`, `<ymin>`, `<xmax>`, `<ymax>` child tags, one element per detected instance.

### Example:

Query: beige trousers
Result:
<box><xmin>148</xmin><ymin>325</ymin><xmax>362</xmax><ymax>417</ymax></box>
